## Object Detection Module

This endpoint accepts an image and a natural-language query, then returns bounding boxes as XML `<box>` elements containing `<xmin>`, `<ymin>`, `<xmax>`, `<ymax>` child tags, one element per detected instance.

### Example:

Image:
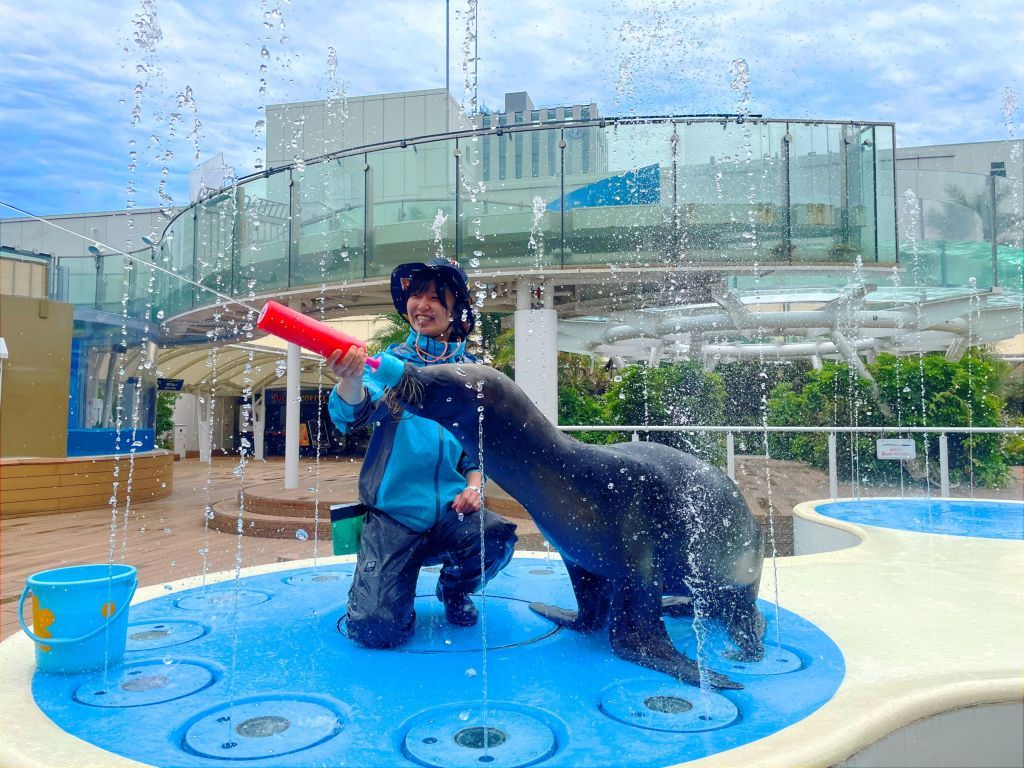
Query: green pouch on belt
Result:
<box><xmin>330</xmin><ymin>503</ymin><xmax>368</xmax><ymax>556</ymax></box>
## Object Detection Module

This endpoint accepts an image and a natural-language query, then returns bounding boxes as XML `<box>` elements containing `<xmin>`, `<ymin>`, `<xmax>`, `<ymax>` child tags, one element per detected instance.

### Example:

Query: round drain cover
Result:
<box><xmin>183</xmin><ymin>699</ymin><xmax>342</xmax><ymax>760</ymax></box>
<box><xmin>682</xmin><ymin>638</ymin><xmax>803</xmax><ymax>676</ymax></box>
<box><xmin>126</xmin><ymin>621</ymin><xmax>207</xmax><ymax>651</ymax></box>
<box><xmin>74</xmin><ymin>661</ymin><xmax>214</xmax><ymax>708</ymax></box>
<box><xmin>404</xmin><ymin>704</ymin><xmax>556</xmax><ymax>768</ymax></box>
<box><xmin>283</xmin><ymin>568</ymin><xmax>352</xmax><ymax>586</ymax></box>
<box><xmin>494</xmin><ymin>562</ymin><xmax>565</xmax><ymax>581</ymax></box>
<box><xmin>175</xmin><ymin>589</ymin><xmax>270</xmax><ymax>611</ymax></box>
<box><xmin>599</xmin><ymin>679</ymin><xmax>738</xmax><ymax>732</ymax></box>
<box><xmin>337</xmin><ymin>595</ymin><xmax>557</xmax><ymax>653</ymax></box>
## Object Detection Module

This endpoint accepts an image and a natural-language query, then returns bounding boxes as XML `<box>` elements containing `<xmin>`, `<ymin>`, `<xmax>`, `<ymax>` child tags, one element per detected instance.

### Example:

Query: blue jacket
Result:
<box><xmin>327</xmin><ymin>331</ymin><xmax>479</xmax><ymax>533</ymax></box>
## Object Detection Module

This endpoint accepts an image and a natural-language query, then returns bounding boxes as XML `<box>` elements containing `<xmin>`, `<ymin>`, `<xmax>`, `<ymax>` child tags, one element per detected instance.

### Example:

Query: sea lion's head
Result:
<box><xmin>387</xmin><ymin>363</ymin><xmax>515</xmax><ymax>443</ymax></box>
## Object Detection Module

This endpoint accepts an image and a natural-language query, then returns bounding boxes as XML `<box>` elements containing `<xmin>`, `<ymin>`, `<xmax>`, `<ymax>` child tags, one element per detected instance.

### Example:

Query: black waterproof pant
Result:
<box><xmin>345</xmin><ymin>506</ymin><xmax>517</xmax><ymax>648</ymax></box>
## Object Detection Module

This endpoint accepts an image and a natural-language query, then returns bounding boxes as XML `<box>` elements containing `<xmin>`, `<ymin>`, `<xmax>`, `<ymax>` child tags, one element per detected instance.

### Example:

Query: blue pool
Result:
<box><xmin>32</xmin><ymin>557</ymin><xmax>845</xmax><ymax>767</ymax></box>
<box><xmin>816</xmin><ymin>499</ymin><xmax>1024</xmax><ymax>540</ymax></box>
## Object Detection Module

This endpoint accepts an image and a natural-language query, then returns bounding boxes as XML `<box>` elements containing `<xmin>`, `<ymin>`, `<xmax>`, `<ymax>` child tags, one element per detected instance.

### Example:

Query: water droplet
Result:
<box><xmin>295</xmin><ymin>529</ymin><xmax>309</xmax><ymax>541</ymax></box>
<box><xmin>458</xmin><ymin>710</ymin><xmax>470</xmax><ymax>721</ymax></box>
<box><xmin>163</xmin><ymin>527</ymin><xmax>172</xmax><ymax>534</ymax></box>
<box><xmin>607</xmin><ymin>482</ymin><xmax>615</xmax><ymax>489</ymax></box>
<box><xmin>162</xmin><ymin>657</ymin><xmax>173</xmax><ymax>665</ymax></box>
<box><xmin>464</xmin><ymin>667</ymin><xmax>477</xmax><ymax>677</ymax></box>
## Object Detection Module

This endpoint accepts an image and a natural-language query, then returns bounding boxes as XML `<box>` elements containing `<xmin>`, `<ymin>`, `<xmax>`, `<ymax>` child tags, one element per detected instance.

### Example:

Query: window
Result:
<box><xmin>515</xmin><ymin>131</ymin><xmax>523</xmax><ymax>178</ymax></box>
<box><xmin>582</xmin><ymin>131</ymin><xmax>590</xmax><ymax>174</ymax></box>
<box><xmin>531</xmin><ymin>132</ymin><xmax>540</xmax><ymax>177</ymax></box>
<box><xmin>482</xmin><ymin>135</ymin><xmax>491</xmax><ymax>181</ymax></box>
<box><xmin>581</xmin><ymin>106</ymin><xmax>591</xmax><ymax>121</ymax></box>
<box><xmin>991</xmin><ymin>161</ymin><xmax>1006</xmax><ymax>177</ymax></box>
<box><xmin>530</xmin><ymin>110</ymin><xmax>540</xmax><ymax>123</ymax></box>
<box><xmin>514</xmin><ymin>111</ymin><xmax>523</xmax><ymax>124</ymax></box>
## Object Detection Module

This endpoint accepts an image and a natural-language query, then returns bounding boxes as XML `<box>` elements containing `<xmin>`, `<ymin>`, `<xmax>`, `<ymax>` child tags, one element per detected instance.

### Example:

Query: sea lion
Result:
<box><xmin>386</xmin><ymin>362</ymin><xmax>766</xmax><ymax>689</ymax></box>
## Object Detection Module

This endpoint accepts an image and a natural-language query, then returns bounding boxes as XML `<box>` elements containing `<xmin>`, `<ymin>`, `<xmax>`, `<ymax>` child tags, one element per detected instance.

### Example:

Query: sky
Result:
<box><xmin>1</xmin><ymin>0</ymin><xmax>1022</xmax><ymax>221</ymax></box>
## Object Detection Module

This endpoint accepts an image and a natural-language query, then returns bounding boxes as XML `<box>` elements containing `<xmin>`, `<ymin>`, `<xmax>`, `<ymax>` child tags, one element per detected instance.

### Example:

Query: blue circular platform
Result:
<box><xmin>816</xmin><ymin>499</ymin><xmax>1024</xmax><ymax>540</ymax></box>
<box><xmin>31</xmin><ymin>557</ymin><xmax>845</xmax><ymax>767</ymax></box>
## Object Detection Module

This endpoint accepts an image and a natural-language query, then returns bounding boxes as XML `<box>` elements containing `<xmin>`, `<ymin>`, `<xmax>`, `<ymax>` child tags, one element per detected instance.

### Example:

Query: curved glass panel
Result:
<box><xmin>367</xmin><ymin>140</ymin><xmax>456</xmax><ymax>278</ymax></box>
<box><xmin>895</xmin><ymin>168</ymin><xmax>1022</xmax><ymax>290</ymax></box>
<box><xmin>564</xmin><ymin>122</ymin><xmax>670</xmax><ymax>268</ymax></box>
<box><xmin>235</xmin><ymin>175</ymin><xmax>290</xmax><ymax>294</ymax></box>
<box><xmin>147</xmin><ymin>118</ymin><xmax>900</xmax><ymax>325</ymax></box>
<box><xmin>459</xmin><ymin>130</ymin><xmax>561</xmax><ymax>271</ymax></box>
<box><xmin>292</xmin><ymin>155</ymin><xmax>366</xmax><ymax>286</ymax></box>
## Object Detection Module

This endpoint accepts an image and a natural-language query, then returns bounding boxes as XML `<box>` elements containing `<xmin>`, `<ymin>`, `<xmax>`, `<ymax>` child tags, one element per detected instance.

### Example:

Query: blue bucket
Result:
<box><xmin>18</xmin><ymin>564</ymin><xmax>138</xmax><ymax>674</ymax></box>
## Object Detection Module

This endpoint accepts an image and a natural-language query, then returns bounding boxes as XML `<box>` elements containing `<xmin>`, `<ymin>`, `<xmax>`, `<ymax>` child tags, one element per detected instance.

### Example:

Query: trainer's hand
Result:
<box><xmin>452</xmin><ymin>485</ymin><xmax>482</xmax><ymax>515</ymax></box>
<box><xmin>327</xmin><ymin>346</ymin><xmax>366</xmax><ymax>405</ymax></box>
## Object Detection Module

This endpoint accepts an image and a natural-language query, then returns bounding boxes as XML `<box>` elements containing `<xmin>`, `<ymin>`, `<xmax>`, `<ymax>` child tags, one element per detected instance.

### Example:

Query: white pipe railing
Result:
<box><xmin>557</xmin><ymin>424</ymin><xmax>1023</xmax><ymax>499</ymax></box>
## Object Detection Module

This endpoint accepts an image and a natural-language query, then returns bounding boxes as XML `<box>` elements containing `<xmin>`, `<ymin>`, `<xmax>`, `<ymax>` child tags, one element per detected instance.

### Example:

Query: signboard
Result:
<box><xmin>876</xmin><ymin>438</ymin><xmax>917</xmax><ymax>460</ymax></box>
<box><xmin>157</xmin><ymin>378</ymin><xmax>185</xmax><ymax>392</ymax></box>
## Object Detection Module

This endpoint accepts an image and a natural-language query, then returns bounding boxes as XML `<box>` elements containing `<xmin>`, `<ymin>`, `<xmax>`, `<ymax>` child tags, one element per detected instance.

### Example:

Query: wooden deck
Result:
<box><xmin>4</xmin><ymin>455</ymin><xmax>1018</xmax><ymax>642</ymax></box>
<box><xmin>0</xmin><ymin>457</ymin><xmax>541</xmax><ymax>640</ymax></box>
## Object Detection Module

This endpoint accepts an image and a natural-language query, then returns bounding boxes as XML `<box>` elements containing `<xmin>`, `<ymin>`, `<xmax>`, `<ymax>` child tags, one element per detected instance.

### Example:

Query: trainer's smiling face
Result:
<box><xmin>406</xmin><ymin>285</ymin><xmax>454</xmax><ymax>340</ymax></box>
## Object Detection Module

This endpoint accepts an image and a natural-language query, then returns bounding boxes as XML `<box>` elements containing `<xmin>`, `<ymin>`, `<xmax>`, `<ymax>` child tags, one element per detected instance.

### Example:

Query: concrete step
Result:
<box><xmin>210</xmin><ymin>500</ymin><xmax>333</xmax><ymax>540</ymax></box>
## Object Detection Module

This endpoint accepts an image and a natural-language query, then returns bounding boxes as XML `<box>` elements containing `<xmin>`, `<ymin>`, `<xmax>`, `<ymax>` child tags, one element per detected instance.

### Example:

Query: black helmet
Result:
<box><xmin>390</xmin><ymin>258</ymin><xmax>476</xmax><ymax>339</ymax></box>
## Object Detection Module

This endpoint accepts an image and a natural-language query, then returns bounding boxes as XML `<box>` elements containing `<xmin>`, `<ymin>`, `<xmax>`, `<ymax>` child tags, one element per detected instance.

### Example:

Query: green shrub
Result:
<box><xmin>606</xmin><ymin>361</ymin><xmax>727</xmax><ymax>466</ymax></box>
<box><xmin>767</xmin><ymin>351</ymin><xmax>1010</xmax><ymax>487</ymax></box>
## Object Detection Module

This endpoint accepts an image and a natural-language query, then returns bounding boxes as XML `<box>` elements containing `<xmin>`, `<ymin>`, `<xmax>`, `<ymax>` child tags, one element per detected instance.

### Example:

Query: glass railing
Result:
<box><xmin>141</xmin><ymin>117</ymin><xmax>897</xmax><ymax>322</ymax></box>
<box><xmin>896</xmin><ymin>168</ymin><xmax>1024</xmax><ymax>291</ymax></box>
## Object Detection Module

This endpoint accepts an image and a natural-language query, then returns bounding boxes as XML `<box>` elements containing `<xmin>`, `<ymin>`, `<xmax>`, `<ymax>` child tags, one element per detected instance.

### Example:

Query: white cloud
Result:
<box><xmin>1</xmin><ymin>0</ymin><xmax>1021</xmax><ymax>220</ymax></box>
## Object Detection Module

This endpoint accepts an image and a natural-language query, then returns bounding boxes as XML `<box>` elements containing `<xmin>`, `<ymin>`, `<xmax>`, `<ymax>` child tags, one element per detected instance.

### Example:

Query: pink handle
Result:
<box><xmin>257</xmin><ymin>301</ymin><xmax>380</xmax><ymax>370</ymax></box>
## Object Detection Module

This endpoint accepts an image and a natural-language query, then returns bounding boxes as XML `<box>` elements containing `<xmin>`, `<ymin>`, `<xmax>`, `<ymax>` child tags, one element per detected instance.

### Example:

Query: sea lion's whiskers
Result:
<box><xmin>385</xmin><ymin>371</ymin><xmax>424</xmax><ymax>416</ymax></box>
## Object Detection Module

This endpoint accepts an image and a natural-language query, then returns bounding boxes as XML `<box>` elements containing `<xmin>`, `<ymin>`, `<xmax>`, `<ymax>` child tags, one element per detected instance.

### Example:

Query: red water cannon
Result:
<box><xmin>256</xmin><ymin>300</ymin><xmax>380</xmax><ymax>370</ymax></box>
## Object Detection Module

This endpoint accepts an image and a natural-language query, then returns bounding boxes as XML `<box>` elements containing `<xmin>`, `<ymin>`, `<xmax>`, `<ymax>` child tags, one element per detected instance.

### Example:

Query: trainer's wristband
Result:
<box><xmin>465</xmin><ymin>485</ymin><xmax>481</xmax><ymax>495</ymax></box>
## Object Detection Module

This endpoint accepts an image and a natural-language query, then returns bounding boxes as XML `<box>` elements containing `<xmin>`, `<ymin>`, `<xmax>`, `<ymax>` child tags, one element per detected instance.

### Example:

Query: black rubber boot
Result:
<box><xmin>436</xmin><ymin>582</ymin><xmax>478</xmax><ymax>627</ymax></box>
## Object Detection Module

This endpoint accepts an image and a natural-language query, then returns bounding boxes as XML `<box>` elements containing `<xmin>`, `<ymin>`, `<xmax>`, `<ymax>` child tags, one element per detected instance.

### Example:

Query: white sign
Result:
<box><xmin>876</xmin><ymin>438</ymin><xmax>917</xmax><ymax>460</ymax></box>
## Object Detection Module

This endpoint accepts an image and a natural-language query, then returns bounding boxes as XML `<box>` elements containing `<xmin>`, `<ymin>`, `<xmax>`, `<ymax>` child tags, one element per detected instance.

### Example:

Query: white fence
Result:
<box><xmin>557</xmin><ymin>425</ymin><xmax>1024</xmax><ymax>499</ymax></box>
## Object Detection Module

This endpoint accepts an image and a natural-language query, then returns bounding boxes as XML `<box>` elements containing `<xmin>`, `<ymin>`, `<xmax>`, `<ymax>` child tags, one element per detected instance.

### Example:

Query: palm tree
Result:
<box><xmin>366</xmin><ymin>313</ymin><xmax>408</xmax><ymax>355</ymax></box>
<box><xmin>945</xmin><ymin>183</ymin><xmax>1019</xmax><ymax>243</ymax></box>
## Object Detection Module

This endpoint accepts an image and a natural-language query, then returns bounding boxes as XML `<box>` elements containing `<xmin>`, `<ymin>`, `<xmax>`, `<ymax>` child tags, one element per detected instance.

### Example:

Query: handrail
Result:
<box><xmin>558</xmin><ymin>425</ymin><xmax>1023</xmax><ymax>434</ymax></box>
<box><xmin>556</xmin><ymin>423</ymin><xmax>1022</xmax><ymax>498</ymax></box>
<box><xmin>167</xmin><ymin>114</ymin><xmax>896</xmax><ymax>231</ymax></box>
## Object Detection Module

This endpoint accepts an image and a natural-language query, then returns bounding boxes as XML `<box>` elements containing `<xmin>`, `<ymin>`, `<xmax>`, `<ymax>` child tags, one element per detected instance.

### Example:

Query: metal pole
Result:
<box><xmin>988</xmin><ymin>173</ymin><xmax>999</xmax><ymax>288</ymax></box>
<box><xmin>445</xmin><ymin>0</ymin><xmax>449</xmax><ymax>131</ymax></box>
<box><xmin>473</xmin><ymin>0</ymin><xmax>478</xmax><ymax>115</ymax></box>
<box><xmin>254</xmin><ymin>387</ymin><xmax>266</xmax><ymax>462</ymax></box>
<box><xmin>284</xmin><ymin>298</ymin><xmax>302</xmax><ymax>490</ymax></box>
<box><xmin>726</xmin><ymin>431</ymin><xmax>735</xmax><ymax>481</ymax></box>
<box><xmin>828</xmin><ymin>432</ymin><xmax>838</xmax><ymax>499</ymax></box>
<box><xmin>939</xmin><ymin>433</ymin><xmax>950</xmax><ymax>497</ymax></box>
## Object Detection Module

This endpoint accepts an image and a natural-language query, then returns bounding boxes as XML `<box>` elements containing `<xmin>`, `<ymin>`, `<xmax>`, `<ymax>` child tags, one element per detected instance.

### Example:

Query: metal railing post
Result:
<box><xmin>828</xmin><ymin>432</ymin><xmax>838</xmax><ymax>499</ymax></box>
<box><xmin>726</xmin><ymin>431</ymin><xmax>735</xmax><ymax>482</ymax></box>
<box><xmin>939</xmin><ymin>433</ymin><xmax>950</xmax><ymax>497</ymax></box>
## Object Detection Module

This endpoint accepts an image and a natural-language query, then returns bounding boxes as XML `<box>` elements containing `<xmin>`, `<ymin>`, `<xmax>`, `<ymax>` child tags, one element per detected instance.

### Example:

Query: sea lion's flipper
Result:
<box><xmin>529</xmin><ymin>602</ymin><xmax>580</xmax><ymax>627</ymax></box>
<box><xmin>529</xmin><ymin>561</ymin><xmax>611</xmax><ymax>631</ymax></box>
<box><xmin>610</xmin><ymin>579</ymin><xmax>742</xmax><ymax>691</ymax></box>
<box><xmin>661</xmin><ymin>595</ymin><xmax>694</xmax><ymax>618</ymax></box>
